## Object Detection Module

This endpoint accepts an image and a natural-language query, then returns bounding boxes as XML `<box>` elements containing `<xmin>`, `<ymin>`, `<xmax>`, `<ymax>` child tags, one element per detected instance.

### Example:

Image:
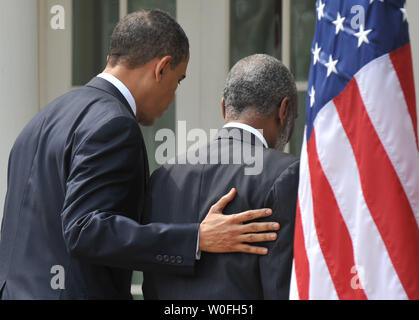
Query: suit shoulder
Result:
<box><xmin>47</xmin><ymin>85</ymin><xmax>132</xmax><ymax>119</ymax></box>
<box><xmin>271</xmin><ymin>159</ymin><xmax>300</xmax><ymax>197</ymax></box>
<box><xmin>263</xmin><ymin>156</ymin><xmax>299</xmax><ymax>217</ymax></box>
<box><xmin>78</xmin><ymin>115</ymin><xmax>141</xmax><ymax>147</ymax></box>
<box><xmin>262</xmin><ymin>149</ymin><xmax>299</xmax><ymax>175</ymax></box>
<box><xmin>64</xmin><ymin>85</ymin><xmax>138</xmax><ymax>132</ymax></box>
<box><xmin>80</xmin><ymin>85</ymin><xmax>133</xmax><ymax>118</ymax></box>
<box><xmin>264</xmin><ymin>148</ymin><xmax>298</xmax><ymax>164</ymax></box>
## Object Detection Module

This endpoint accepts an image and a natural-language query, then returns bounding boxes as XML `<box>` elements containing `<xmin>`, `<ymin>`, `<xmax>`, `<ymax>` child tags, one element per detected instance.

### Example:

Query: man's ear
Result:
<box><xmin>155</xmin><ymin>56</ymin><xmax>172</xmax><ymax>82</ymax></box>
<box><xmin>278</xmin><ymin>97</ymin><xmax>290</xmax><ymax>128</ymax></box>
<box><xmin>221</xmin><ymin>98</ymin><xmax>226</xmax><ymax>120</ymax></box>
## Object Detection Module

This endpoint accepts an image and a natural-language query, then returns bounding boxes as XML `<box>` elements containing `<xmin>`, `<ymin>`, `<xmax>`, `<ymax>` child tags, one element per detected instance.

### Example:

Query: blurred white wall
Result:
<box><xmin>176</xmin><ymin>0</ymin><xmax>229</xmax><ymax>154</ymax></box>
<box><xmin>0</xmin><ymin>0</ymin><xmax>39</xmax><ymax>231</ymax></box>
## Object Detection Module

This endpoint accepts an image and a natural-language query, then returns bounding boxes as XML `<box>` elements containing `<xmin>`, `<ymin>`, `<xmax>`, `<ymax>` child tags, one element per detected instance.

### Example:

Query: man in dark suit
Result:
<box><xmin>143</xmin><ymin>54</ymin><xmax>299</xmax><ymax>300</ymax></box>
<box><xmin>0</xmin><ymin>11</ymin><xmax>280</xmax><ymax>300</ymax></box>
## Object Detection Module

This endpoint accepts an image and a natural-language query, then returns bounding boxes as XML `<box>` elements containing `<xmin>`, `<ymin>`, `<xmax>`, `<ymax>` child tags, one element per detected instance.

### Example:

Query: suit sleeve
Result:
<box><xmin>259</xmin><ymin>160</ymin><xmax>300</xmax><ymax>299</ymax></box>
<box><xmin>61</xmin><ymin>116</ymin><xmax>199</xmax><ymax>274</ymax></box>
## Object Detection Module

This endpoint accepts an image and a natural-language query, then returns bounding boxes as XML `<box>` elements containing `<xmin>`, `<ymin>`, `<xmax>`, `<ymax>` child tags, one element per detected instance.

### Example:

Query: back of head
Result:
<box><xmin>223</xmin><ymin>54</ymin><xmax>297</xmax><ymax>119</ymax></box>
<box><xmin>108</xmin><ymin>9</ymin><xmax>189</xmax><ymax>69</ymax></box>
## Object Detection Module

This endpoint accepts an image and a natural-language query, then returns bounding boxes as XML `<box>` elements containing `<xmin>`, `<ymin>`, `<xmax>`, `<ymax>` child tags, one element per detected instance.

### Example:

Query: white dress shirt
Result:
<box><xmin>97</xmin><ymin>73</ymin><xmax>137</xmax><ymax>116</ymax></box>
<box><xmin>223</xmin><ymin>122</ymin><xmax>268</xmax><ymax>148</ymax></box>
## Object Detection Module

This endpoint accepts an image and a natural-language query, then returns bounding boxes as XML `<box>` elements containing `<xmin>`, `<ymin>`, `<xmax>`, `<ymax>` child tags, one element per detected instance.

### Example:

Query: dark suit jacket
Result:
<box><xmin>142</xmin><ymin>128</ymin><xmax>300</xmax><ymax>300</ymax></box>
<box><xmin>0</xmin><ymin>77</ymin><xmax>199</xmax><ymax>300</ymax></box>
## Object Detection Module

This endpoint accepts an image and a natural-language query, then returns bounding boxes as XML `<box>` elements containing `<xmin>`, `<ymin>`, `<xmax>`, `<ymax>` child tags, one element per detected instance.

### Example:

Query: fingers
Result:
<box><xmin>238</xmin><ymin>232</ymin><xmax>278</xmax><ymax>243</ymax></box>
<box><xmin>233</xmin><ymin>208</ymin><xmax>273</xmax><ymax>223</ymax></box>
<box><xmin>209</xmin><ymin>188</ymin><xmax>236</xmax><ymax>213</ymax></box>
<box><xmin>238</xmin><ymin>222</ymin><xmax>280</xmax><ymax>233</ymax></box>
<box><xmin>202</xmin><ymin>193</ymin><xmax>279</xmax><ymax>255</ymax></box>
<box><xmin>236</xmin><ymin>244</ymin><xmax>269</xmax><ymax>255</ymax></box>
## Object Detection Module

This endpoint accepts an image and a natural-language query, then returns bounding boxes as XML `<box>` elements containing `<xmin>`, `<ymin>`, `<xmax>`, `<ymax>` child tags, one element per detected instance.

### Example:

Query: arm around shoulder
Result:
<box><xmin>61</xmin><ymin>116</ymin><xmax>199</xmax><ymax>273</ymax></box>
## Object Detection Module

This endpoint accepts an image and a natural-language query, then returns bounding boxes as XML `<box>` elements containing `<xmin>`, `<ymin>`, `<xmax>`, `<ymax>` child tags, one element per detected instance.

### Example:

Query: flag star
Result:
<box><xmin>332</xmin><ymin>12</ymin><xmax>346</xmax><ymax>35</ymax></box>
<box><xmin>317</xmin><ymin>0</ymin><xmax>325</xmax><ymax>21</ymax></box>
<box><xmin>325</xmin><ymin>54</ymin><xmax>338</xmax><ymax>77</ymax></box>
<box><xmin>354</xmin><ymin>25</ymin><xmax>373</xmax><ymax>48</ymax></box>
<box><xmin>309</xmin><ymin>86</ymin><xmax>316</xmax><ymax>108</ymax></box>
<box><xmin>400</xmin><ymin>6</ymin><xmax>408</xmax><ymax>22</ymax></box>
<box><xmin>312</xmin><ymin>43</ymin><xmax>322</xmax><ymax>65</ymax></box>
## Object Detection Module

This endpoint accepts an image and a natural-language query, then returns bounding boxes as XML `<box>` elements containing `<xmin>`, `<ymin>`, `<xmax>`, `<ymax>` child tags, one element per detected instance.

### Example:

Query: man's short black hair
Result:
<box><xmin>108</xmin><ymin>9</ymin><xmax>189</xmax><ymax>69</ymax></box>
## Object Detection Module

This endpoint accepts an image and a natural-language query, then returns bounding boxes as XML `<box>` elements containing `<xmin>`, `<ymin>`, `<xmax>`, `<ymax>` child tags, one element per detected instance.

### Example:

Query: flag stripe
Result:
<box><xmin>313</xmin><ymin>100</ymin><xmax>408</xmax><ymax>299</ymax></box>
<box><xmin>389</xmin><ymin>43</ymin><xmax>418</xmax><ymax>149</ymax></box>
<box><xmin>307</xmin><ymin>130</ymin><xmax>368</xmax><ymax>300</ymax></box>
<box><xmin>333</xmin><ymin>77</ymin><xmax>419</xmax><ymax>300</ymax></box>
<box><xmin>298</xmin><ymin>133</ymin><xmax>338</xmax><ymax>299</ymax></box>
<box><xmin>293</xmin><ymin>201</ymin><xmax>309</xmax><ymax>300</ymax></box>
<box><xmin>289</xmin><ymin>262</ymin><xmax>299</xmax><ymax>300</ymax></box>
<box><xmin>356</xmin><ymin>54</ymin><xmax>419</xmax><ymax>225</ymax></box>
<box><xmin>294</xmin><ymin>0</ymin><xmax>418</xmax><ymax>300</ymax></box>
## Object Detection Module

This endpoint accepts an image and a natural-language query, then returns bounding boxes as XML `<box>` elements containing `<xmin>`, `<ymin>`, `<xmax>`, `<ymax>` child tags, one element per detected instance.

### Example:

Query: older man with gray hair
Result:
<box><xmin>143</xmin><ymin>53</ymin><xmax>300</xmax><ymax>300</ymax></box>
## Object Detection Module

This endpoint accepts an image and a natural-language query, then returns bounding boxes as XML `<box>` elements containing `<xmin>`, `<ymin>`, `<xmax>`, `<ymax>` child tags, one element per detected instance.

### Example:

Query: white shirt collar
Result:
<box><xmin>223</xmin><ymin>122</ymin><xmax>268</xmax><ymax>148</ymax></box>
<box><xmin>97</xmin><ymin>73</ymin><xmax>137</xmax><ymax>116</ymax></box>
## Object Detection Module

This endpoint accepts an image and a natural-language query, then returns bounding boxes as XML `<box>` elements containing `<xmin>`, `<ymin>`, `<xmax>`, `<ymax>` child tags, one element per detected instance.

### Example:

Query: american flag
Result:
<box><xmin>290</xmin><ymin>0</ymin><xmax>419</xmax><ymax>299</ymax></box>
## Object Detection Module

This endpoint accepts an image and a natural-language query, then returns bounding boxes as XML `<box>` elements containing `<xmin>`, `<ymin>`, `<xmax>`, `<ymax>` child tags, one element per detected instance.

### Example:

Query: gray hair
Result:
<box><xmin>223</xmin><ymin>54</ymin><xmax>297</xmax><ymax>119</ymax></box>
<box><xmin>108</xmin><ymin>9</ymin><xmax>189</xmax><ymax>69</ymax></box>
